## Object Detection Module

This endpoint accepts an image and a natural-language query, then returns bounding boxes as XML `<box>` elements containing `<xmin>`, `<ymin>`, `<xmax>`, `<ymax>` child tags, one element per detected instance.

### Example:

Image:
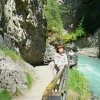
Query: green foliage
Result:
<box><xmin>0</xmin><ymin>48</ymin><xmax>23</xmax><ymax>62</ymax></box>
<box><xmin>75</xmin><ymin>17</ymin><xmax>85</xmax><ymax>36</ymax></box>
<box><xmin>59</xmin><ymin>6</ymin><xmax>68</xmax><ymax>14</ymax></box>
<box><xmin>26</xmin><ymin>72</ymin><xmax>33</xmax><ymax>88</ymax></box>
<box><xmin>44</xmin><ymin>0</ymin><xmax>63</xmax><ymax>33</ymax></box>
<box><xmin>14</xmin><ymin>88</ymin><xmax>21</xmax><ymax>96</ymax></box>
<box><xmin>62</xmin><ymin>17</ymin><xmax>85</xmax><ymax>43</ymax></box>
<box><xmin>68</xmin><ymin>67</ymin><xmax>90</xmax><ymax>99</ymax></box>
<box><xmin>0</xmin><ymin>89</ymin><xmax>11</xmax><ymax>100</ymax></box>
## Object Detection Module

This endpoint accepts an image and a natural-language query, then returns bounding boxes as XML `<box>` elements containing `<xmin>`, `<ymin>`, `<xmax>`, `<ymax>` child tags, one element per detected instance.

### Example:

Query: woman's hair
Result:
<box><xmin>56</xmin><ymin>45</ymin><xmax>65</xmax><ymax>53</ymax></box>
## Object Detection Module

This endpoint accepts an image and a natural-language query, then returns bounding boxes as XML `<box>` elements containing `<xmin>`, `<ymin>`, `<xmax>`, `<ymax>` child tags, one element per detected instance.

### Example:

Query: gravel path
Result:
<box><xmin>13</xmin><ymin>65</ymin><xmax>53</xmax><ymax>100</ymax></box>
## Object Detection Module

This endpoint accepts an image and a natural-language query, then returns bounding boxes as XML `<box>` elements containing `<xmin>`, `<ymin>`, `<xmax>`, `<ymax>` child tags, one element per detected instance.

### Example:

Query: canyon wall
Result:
<box><xmin>0</xmin><ymin>0</ymin><xmax>47</xmax><ymax>65</ymax></box>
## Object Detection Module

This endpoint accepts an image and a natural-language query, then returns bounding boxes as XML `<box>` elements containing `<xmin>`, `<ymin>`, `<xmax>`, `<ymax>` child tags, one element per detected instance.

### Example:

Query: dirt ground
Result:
<box><xmin>12</xmin><ymin>65</ymin><xmax>53</xmax><ymax>100</ymax></box>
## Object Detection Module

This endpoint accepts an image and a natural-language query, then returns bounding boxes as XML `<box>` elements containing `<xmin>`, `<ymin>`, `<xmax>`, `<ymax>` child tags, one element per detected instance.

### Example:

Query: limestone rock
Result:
<box><xmin>61</xmin><ymin>0</ymin><xmax>100</xmax><ymax>33</ymax></box>
<box><xmin>0</xmin><ymin>0</ymin><xmax>47</xmax><ymax>65</ymax></box>
<box><xmin>65</xmin><ymin>28</ymin><xmax>100</xmax><ymax>58</ymax></box>
<box><xmin>44</xmin><ymin>44</ymin><xmax>56</xmax><ymax>64</ymax></box>
<box><xmin>0</xmin><ymin>53</ymin><xmax>36</xmax><ymax>94</ymax></box>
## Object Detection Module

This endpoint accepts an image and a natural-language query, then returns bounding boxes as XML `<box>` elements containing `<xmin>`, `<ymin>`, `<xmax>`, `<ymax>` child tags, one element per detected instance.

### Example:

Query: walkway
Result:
<box><xmin>13</xmin><ymin>65</ymin><xmax>53</xmax><ymax>100</ymax></box>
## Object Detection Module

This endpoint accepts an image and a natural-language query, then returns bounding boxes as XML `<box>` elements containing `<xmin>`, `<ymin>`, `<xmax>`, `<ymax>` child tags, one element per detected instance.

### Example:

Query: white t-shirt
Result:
<box><xmin>54</xmin><ymin>52</ymin><xmax>68</xmax><ymax>69</ymax></box>
<box><xmin>69</xmin><ymin>51</ymin><xmax>74</xmax><ymax>56</ymax></box>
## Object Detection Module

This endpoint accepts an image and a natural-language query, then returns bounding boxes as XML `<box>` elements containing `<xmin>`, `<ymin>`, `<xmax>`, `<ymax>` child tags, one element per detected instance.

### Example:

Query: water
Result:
<box><xmin>77</xmin><ymin>54</ymin><xmax>100</xmax><ymax>98</ymax></box>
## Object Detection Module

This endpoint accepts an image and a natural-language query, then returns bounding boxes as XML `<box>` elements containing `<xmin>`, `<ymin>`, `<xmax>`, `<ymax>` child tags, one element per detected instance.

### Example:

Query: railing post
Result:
<box><xmin>48</xmin><ymin>92</ymin><xmax>61</xmax><ymax>100</ymax></box>
<box><xmin>65</xmin><ymin>64</ymin><xmax>69</xmax><ymax>100</ymax></box>
<box><xmin>42</xmin><ymin>65</ymin><xmax>69</xmax><ymax>100</ymax></box>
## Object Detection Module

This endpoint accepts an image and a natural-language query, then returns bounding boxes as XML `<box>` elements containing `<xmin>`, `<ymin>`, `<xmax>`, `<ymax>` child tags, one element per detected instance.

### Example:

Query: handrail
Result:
<box><xmin>42</xmin><ymin>64</ymin><xmax>69</xmax><ymax>100</ymax></box>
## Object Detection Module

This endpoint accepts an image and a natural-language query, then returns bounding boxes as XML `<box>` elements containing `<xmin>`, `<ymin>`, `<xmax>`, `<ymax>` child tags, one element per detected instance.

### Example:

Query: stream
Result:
<box><xmin>77</xmin><ymin>54</ymin><xmax>100</xmax><ymax>98</ymax></box>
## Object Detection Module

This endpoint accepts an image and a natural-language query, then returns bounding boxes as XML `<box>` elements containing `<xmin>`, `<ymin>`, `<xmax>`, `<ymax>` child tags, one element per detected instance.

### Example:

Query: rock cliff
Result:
<box><xmin>60</xmin><ymin>0</ymin><xmax>100</xmax><ymax>58</ymax></box>
<box><xmin>0</xmin><ymin>50</ymin><xmax>36</xmax><ymax>95</ymax></box>
<box><xmin>0</xmin><ymin>0</ymin><xmax>47</xmax><ymax>65</ymax></box>
<box><xmin>62</xmin><ymin>0</ymin><xmax>100</xmax><ymax>34</ymax></box>
<box><xmin>65</xmin><ymin>27</ymin><xmax>100</xmax><ymax>58</ymax></box>
<box><xmin>0</xmin><ymin>0</ymin><xmax>100</xmax><ymax>63</ymax></box>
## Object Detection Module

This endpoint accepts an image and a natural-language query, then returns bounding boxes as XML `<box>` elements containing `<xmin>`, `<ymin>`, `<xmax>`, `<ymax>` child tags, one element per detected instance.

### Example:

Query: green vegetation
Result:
<box><xmin>0</xmin><ymin>48</ymin><xmax>23</xmax><ymax>62</ymax></box>
<box><xmin>26</xmin><ymin>72</ymin><xmax>34</xmax><ymax>88</ymax></box>
<box><xmin>63</xmin><ymin>17</ymin><xmax>85</xmax><ymax>43</ymax></box>
<box><xmin>59</xmin><ymin>6</ymin><xmax>68</xmax><ymax>14</ymax></box>
<box><xmin>14</xmin><ymin>88</ymin><xmax>21</xmax><ymax>96</ymax></box>
<box><xmin>44</xmin><ymin>0</ymin><xmax>85</xmax><ymax>43</ymax></box>
<box><xmin>0</xmin><ymin>89</ymin><xmax>11</xmax><ymax>100</ymax></box>
<box><xmin>68</xmin><ymin>67</ymin><xmax>90</xmax><ymax>99</ymax></box>
<box><xmin>44</xmin><ymin>0</ymin><xmax>63</xmax><ymax>33</ymax></box>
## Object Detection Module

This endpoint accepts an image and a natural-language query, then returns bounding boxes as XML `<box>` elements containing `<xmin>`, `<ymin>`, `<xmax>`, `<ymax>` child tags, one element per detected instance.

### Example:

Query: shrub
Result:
<box><xmin>68</xmin><ymin>67</ymin><xmax>90</xmax><ymax>100</ymax></box>
<box><xmin>59</xmin><ymin>6</ymin><xmax>68</xmax><ymax>14</ymax></box>
<box><xmin>14</xmin><ymin>88</ymin><xmax>21</xmax><ymax>96</ymax></box>
<box><xmin>0</xmin><ymin>89</ymin><xmax>11</xmax><ymax>100</ymax></box>
<box><xmin>62</xmin><ymin>17</ymin><xmax>85</xmax><ymax>43</ymax></box>
<box><xmin>44</xmin><ymin>0</ymin><xmax>63</xmax><ymax>33</ymax></box>
<box><xmin>26</xmin><ymin>72</ymin><xmax>33</xmax><ymax>88</ymax></box>
<box><xmin>0</xmin><ymin>48</ymin><xmax>23</xmax><ymax>62</ymax></box>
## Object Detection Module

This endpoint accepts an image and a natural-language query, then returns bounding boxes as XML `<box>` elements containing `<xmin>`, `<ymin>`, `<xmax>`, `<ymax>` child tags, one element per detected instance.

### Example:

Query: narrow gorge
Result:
<box><xmin>0</xmin><ymin>0</ymin><xmax>100</xmax><ymax>99</ymax></box>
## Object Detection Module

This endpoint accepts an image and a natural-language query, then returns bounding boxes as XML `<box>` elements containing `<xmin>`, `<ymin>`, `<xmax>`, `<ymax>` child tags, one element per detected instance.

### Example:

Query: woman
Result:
<box><xmin>52</xmin><ymin>45</ymin><xmax>68</xmax><ymax>91</ymax></box>
<box><xmin>69</xmin><ymin>49</ymin><xmax>75</xmax><ymax>59</ymax></box>
<box><xmin>54</xmin><ymin>45</ymin><xmax>68</xmax><ymax>75</ymax></box>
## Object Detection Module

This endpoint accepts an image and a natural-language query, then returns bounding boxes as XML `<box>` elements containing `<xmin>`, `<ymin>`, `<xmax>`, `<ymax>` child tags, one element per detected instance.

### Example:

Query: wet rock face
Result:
<box><xmin>0</xmin><ymin>0</ymin><xmax>47</xmax><ymax>65</ymax></box>
<box><xmin>62</xmin><ymin>0</ymin><xmax>100</xmax><ymax>33</ymax></box>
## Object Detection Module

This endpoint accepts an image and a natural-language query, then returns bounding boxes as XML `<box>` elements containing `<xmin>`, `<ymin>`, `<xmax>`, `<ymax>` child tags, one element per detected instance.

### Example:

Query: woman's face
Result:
<box><xmin>58</xmin><ymin>48</ymin><xmax>64</xmax><ymax>53</ymax></box>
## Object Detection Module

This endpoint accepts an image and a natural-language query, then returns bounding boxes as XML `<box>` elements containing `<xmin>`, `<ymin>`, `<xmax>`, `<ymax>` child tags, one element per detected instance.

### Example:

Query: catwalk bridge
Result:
<box><xmin>42</xmin><ymin>64</ymin><xmax>69</xmax><ymax>100</ymax></box>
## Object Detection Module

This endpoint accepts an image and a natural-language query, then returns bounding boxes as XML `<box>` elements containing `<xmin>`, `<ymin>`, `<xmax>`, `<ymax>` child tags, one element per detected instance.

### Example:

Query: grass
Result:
<box><xmin>14</xmin><ymin>88</ymin><xmax>21</xmax><ymax>96</ymax></box>
<box><xmin>0</xmin><ymin>48</ymin><xmax>24</xmax><ymax>62</ymax></box>
<box><xmin>62</xmin><ymin>17</ymin><xmax>85</xmax><ymax>43</ymax></box>
<box><xmin>0</xmin><ymin>48</ymin><xmax>34</xmax><ymax>99</ymax></box>
<box><xmin>68</xmin><ymin>67</ymin><xmax>90</xmax><ymax>100</ymax></box>
<box><xmin>44</xmin><ymin>0</ymin><xmax>63</xmax><ymax>33</ymax></box>
<box><xmin>0</xmin><ymin>89</ymin><xmax>11</xmax><ymax>100</ymax></box>
<box><xmin>26</xmin><ymin>72</ymin><xmax>34</xmax><ymax>88</ymax></box>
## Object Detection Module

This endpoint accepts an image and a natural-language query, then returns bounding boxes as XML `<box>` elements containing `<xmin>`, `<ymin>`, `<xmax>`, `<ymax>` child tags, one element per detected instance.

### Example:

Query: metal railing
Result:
<box><xmin>42</xmin><ymin>64</ymin><xmax>69</xmax><ymax>100</ymax></box>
